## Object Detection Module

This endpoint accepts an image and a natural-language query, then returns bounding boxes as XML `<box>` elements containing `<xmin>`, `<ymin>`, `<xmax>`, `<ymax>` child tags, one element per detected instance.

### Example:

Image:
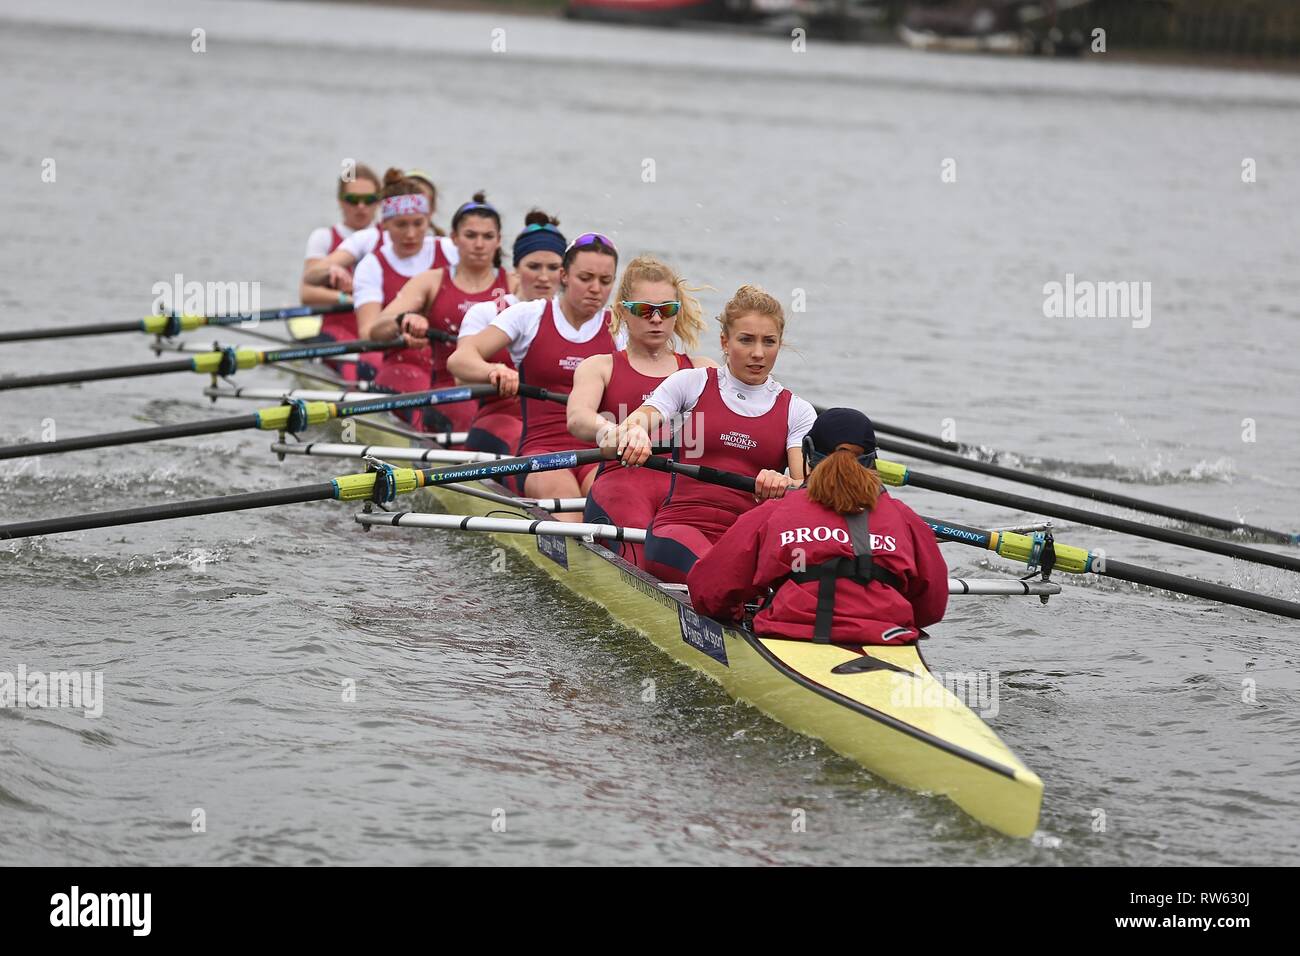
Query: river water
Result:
<box><xmin>1</xmin><ymin>0</ymin><xmax>1298</xmax><ymax>865</ymax></box>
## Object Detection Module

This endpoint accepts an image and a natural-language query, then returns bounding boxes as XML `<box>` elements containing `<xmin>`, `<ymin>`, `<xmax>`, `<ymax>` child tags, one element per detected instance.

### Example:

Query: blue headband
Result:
<box><xmin>512</xmin><ymin>223</ymin><xmax>567</xmax><ymax>266</ymax></box>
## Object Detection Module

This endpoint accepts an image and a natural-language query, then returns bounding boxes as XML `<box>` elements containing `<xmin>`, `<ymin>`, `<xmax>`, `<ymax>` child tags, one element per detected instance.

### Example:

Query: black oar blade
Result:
<box><xmin>0</xmin><ymin>483</ymin><xmax>336</xmax><ymax>541</ymax></box>
<box><xmin>0</xmin><ymin>414</ymin><xmax>258</xmax><ymax>461</ymax></box>
<box><xmin>0</xmin><ymin>358</ymin><xmax>194</xmax><ymax>391</ymax></box>
<box><xmin>0</xmin><ymin>320</ymin><xmax>144</xmax><ymax>343</ymax></box>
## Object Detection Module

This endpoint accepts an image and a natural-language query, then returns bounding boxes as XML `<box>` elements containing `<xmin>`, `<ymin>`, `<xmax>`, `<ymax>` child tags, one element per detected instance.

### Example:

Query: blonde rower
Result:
<box><xmin>613</xmin><ymin>285</ymin><xmax>815</xmax><ymax>583</ymax></box>
<box><xmin>567</xmin><ymin>256</ymin><xmax>715</xmax><ymax>565</ymax></box>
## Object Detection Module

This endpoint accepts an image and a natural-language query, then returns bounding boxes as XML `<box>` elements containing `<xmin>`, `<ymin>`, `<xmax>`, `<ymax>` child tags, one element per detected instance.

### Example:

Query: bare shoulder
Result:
<box><xmin>689</xmin><ymin>354</ymin><xmax>719</xmax><ymax>368</ymax></box>
<box><xmin>576</xmin><ymin>353</ymin><xmax>615</xmax><ymax>380</ymax></box>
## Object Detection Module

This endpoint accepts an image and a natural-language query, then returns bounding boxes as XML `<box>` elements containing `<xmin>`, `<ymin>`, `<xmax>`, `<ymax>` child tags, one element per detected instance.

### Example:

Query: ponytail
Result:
<box><xmin>805</xmin><ymin>448</ymin><xmax>881</xmax><ymax>515</ymax></box>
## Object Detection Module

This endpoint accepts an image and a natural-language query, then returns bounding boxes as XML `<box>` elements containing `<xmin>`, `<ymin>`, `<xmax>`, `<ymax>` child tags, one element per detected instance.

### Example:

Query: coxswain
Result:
<box><xmin>447</xmin><ymin>232</ymin><xmax>620</xmax><ymax>517</ymax></box>
<box><xmin>456</xmin><ymin>211</ymin><xmax>567</xmax><ymax>455</ymax></box>
<box><xmin>687</xmin><ymin>408</ymin><xmax>949</xmax><ymax>644</ymax></box>
<box><xmin>376</xmin><ymin>192</ymin><xmax>514</xmax><ymax>434</ymax></box>
<box><xmin>612</xmin><ymin>284</ymin><xmax>815</xmax><ymax>583</ymax></box>
<box><xmin>566</xmin><ymin>255</ymin><xmax>715</xmax><ymax>566</ymax></box>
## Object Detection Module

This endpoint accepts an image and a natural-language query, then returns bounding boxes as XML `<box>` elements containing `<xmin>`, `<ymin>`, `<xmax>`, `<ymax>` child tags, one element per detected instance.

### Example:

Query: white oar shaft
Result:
<box><xmin>356</xmin><ymin>511</ymin><xmax>1064</xmax><ymax>597</ymax></box>
<box><xmin>357</xmin><ymin>510</ymin><xmax>645</xmax><ymax>543</ymax></box>
<box><xmin>272</xmin><ymin>440</ymin><xmax>481</xmax><ymax>462</ymax></box>
<box><xmin>436</xmin><ymin>481</ymin><xmax>586</xmax><ymax>513</ymax></box>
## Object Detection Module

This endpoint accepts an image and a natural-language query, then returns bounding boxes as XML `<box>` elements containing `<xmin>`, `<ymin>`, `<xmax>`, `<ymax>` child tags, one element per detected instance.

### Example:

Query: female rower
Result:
<box><xmin>455</xmin><ymin>211</ymin><xmax>567</xmax><ymax>455</ymax></box>
<box><xmin>302</xmin><ymin>170</ymin><xmax>455</xmax><ymax>384</ymax></box>
<box><xmin>688</xmin><ymin>408</ymin><xmax>948</xmax><ymax>644</ymax></box>
<box><xmin>612</xmin><ymin>284</ymin><xmax>816</xmax><ymax>584</ymax></box>
<box><xmin>302</xmin><ymin>168</ymin><xmax>456</xmax><ymax>301</ymax></box>
<box><xmin>376</xmin><ymin>193</ymin><xmax>514</xmax><ymax>433</ymax></box>
<box><xmin>299</xmin><ymin>163</ymin><xmax>380</xmax><ymax>352</ymax></box>
<box><xmin>566</xmin><ymin>255</ymin><xmax>715</xmax><ymax>565</ymax></box>
<box><xmin>447</xmin><ymin>232</ymin><xmax>620</xmax><ymax>517</ymax></box>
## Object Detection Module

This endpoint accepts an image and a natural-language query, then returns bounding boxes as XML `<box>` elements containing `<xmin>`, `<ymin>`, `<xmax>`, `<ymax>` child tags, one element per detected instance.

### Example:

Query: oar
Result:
<box><xmin>870</xmin><ymin>458</ymin><xmax>1300</xmax><ymax>574</ymax></box>
<box><xmin>637</xmin><ymin>457</ymin><xmax>1300</xmax><ymax>620</ymax></box>
<box><xmin>356</xmin><ymin>509</ymin><xmax>1063</xmax><ymax>599</ymax></box>
<box><xmin>921</xmin><ymin>516</ymin><xmax>1300</xmax><ymax>622</ymax></box>
<box><xmin>810</xmin><ymin>403</ymin><xmax>959</xmax><ymax>453</ymax></box>
<box><xmin>0</xmin><ymin>447</ymin><xmax>611</xmax><ymax>541</ymax></box>
<box><xmin>0</xmin><ymin>383</ymin><xmax>565</xmax><ymax>460</ymax></box>
<box><xmin>875</xmin><ymin>436</ymin><xmax>1296</xmax><ymax>545</ymax></box>
<box><xmin>0</xmin><ymin>338</ymin><xmax>401</xmax><ymax>392</ymax></box>
<box><xmin>0</xmin><ymin>304</ymin><xmax>351</xmax><ymax>344</ymax></box>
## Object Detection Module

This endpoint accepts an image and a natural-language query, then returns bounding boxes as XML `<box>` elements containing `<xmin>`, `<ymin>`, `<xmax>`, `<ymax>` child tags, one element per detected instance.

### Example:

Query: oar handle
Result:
<box><xmin>517</xmin><ymin>384</ymin><xmax>568</xmax><ymax>405</ymax></box>
<box><xmin>639</xmin><ymin>457</ymin><xmax>757</xmax><ymax>493</ymax></box>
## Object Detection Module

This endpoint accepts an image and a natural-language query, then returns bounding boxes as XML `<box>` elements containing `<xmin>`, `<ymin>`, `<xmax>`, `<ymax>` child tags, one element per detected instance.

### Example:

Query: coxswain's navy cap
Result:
<box><xmin>807</xmin><ymin>408</ymin><xmax>877</xmax><ymax>458</ymax></box>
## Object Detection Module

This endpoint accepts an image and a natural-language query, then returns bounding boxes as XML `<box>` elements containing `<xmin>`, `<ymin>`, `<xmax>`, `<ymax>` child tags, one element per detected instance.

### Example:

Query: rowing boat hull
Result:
<box><xmin>302</xmin><ymin>388</ymin><xmax>1043</xmax><ymax>837</ymax></box>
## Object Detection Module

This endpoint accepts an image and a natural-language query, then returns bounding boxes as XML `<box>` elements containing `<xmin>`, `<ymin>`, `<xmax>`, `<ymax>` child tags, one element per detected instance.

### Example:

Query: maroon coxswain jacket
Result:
<box><xmin>686</xmin><ymin>487</ymin><xmax>949</xmax><ymax>644</ymax></box>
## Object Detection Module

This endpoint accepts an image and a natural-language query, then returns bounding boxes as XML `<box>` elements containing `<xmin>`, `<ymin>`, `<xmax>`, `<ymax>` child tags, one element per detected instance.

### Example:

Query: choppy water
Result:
<box><xmin>1</xmin><ymin>0</ymin><xmax>1298</xmax><ymax>865</ymax></box>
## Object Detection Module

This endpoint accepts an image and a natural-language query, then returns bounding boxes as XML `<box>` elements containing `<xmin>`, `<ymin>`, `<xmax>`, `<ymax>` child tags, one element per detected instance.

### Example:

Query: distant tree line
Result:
<box><xmin>1024</xmin><ymin>0</ymin><xmax>1300</xmax><ymax>57</ymax></box>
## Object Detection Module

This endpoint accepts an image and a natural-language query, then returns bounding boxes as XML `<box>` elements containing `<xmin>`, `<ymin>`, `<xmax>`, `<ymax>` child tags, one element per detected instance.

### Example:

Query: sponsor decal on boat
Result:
<box><xmin>618</xmin><ymin>566</ymin><xmax>677</xmax><ymax>610</ymax></box>
<box><xmin>537</xmin><ymin>532</ymin><xmax>568</xmax><ymax>568</ymax></box>
<box><xmin>678</xmin><ymin>605</ymin><xmax>727</xmax><ymax>666</ymax></box>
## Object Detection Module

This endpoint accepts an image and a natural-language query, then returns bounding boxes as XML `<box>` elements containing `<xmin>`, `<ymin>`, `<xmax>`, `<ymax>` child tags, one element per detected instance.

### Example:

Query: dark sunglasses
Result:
<box><xmin>621</xmin><ymin>300</ymin><xmax>681</xmax><ymax>319</ymax></box>
<box><xmin>342</xmin><ymin>193</ymin><xmax>380</xmax><ymax>206</ymax></box>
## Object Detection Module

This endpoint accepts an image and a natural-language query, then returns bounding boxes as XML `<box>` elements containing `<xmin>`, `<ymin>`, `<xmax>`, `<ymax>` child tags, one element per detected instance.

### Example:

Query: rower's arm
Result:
<box><xmin>622</xmin><ymin>402</ymin><xmax>665</xmax><ymax>438</ymax></box>
<box><xmin>355</xmin><ymin>301</ymin><xmax>381</xmax><ymax>340</ymax></box>
<box><xmin>905</xmin><ymin>506</ymin><xmax>950</xmax><ymax>628</ymax></box>
<box><xmin>786</xmin><ymin>446</ymin><xmax>806</xmax><ymax>483</ymax></box>
<box><xmin>302</xmin><ymin>247</ymin><xmax>356</xmax><ymax>287</ymax></box>
<box><xmin>448</xmin><ymin>326</ymin><xmax>513</xmax><ymax>383</ymax></box>
<box><xmin>373</xmin><ymin>272</ymin><xmax>438</xmax><ymax>341</ymax></box>
<box><xmin>300</xmin><ymin>259</ymin><xmax>348</xmax><ymax>307</ymax></box>
<box><xmin>566</xmin><ymin>355</ymin><xmax>615</xmax><ymax>443</ymax></box>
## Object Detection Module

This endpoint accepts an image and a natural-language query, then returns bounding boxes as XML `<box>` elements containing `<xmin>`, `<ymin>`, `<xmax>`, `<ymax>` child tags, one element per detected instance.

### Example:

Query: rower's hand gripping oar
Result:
<box><xmin>635</xmin><ymin>456</ymin><xmax>1300</xmax><ymax>621</ymax></box>
<box><xmin>0</xmin><ymin>303</ymin><xmax>353</xmax><ymax>345</ymax></box>
<box><xmin>0</xmin><ymin>447</ymin><xmax>615</xmax><ymax>541</ymax></box>
<box><xmin>0</xmin><ymin>337</ymin><xmax>403</xmax><ymax>392</ymax></box>
<box><xmin>0</xmin><ymin>383</ymin><xmax>566</xmax><ymax>461</ymax></box>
